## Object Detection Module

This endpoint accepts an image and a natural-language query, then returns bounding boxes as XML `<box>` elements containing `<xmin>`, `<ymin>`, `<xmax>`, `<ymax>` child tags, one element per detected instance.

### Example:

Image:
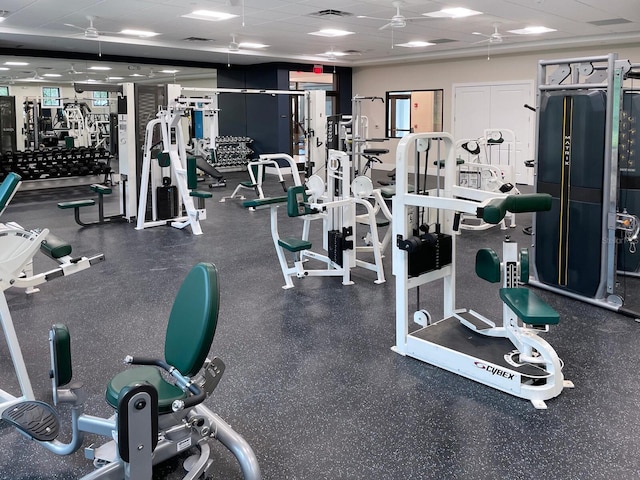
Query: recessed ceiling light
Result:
<box><xmin>424</xmin><ymin>8</ymin><xmax>482</xmax><ymax>18</ymax></box>
<box><xmin>130</xmin><ymin>73</ymin><xmax>144</xmax><ymax>77</ymax></box>
<box><xmin>4</xmin><ymin>61</ymin><xmax>28</xmax><ymax>66</ymax></box>
<box><xmin>0</xmin><ymin>67</ymin><xmax>9</xmax><ymax>71</ymax></box>
<box><xmin>238</xmin><ymin>42</ymin><xmax>269</xmax><ymax>49</ymax></box>
<box><xmin>120</xmin><ymin>29</ymin><xmax>159</xmax><ymax>38</ymax></box>
<box><xmin>89</xmin><ymin>66</ymin><xmax>112</xmax><ymax>71</ymax></box>
<box><xmin>322</xmin><ymin>51</ymin><xmax>348</xmax><ymax>57</ymax></box>
<box><xmin>309</xmin><ymin>29</ymin><xmax>354</xmax><ymax>37</ymax></box>
<box><xmin>181</xmin><ymin>10</ymin><xmax>238</xmax><ymax>22</ymax></box>
<box><xmin>508</xmin><ymin>26</ymin><xmax>556</xmax><ymax>35</ymax></box>
<box><xmin>160</xmin><ymin>69</ymin><xmax>179</xmax><ymax>74</ymax></box>
<box><xmin>43</xmin><ymin>73</ymin><xmax>61</xmax><ymax>77</ymax></box>
<box><xmin>108</xmin><ymin>76</ymin><xmax>124</xmax><ymax>80</ymax></box>
<box><xmin>396</xmin><ymin>41</ymin><xmax>435</xmax><ymax>48</ymax></box>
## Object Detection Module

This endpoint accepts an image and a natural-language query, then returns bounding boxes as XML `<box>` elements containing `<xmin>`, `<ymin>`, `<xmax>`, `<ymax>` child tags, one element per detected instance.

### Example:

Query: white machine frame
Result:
<box><xmin>392</xmin><ymin>132</ymin><xmax>572</xmax><ymax>409</ymax></box>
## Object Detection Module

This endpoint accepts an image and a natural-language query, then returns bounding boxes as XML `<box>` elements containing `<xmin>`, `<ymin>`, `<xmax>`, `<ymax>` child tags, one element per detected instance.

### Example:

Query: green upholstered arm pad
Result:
<box><xmin>481</xmin><ymin>193</ymin><xmax>552</xmax><ymax>224</ymax></box>
<box><xmin>40</xmin><ymin>233</ymin><xmax>72</xmax><ymax>259</ymax></box>
<box><xmin>242</xmin><ymin>196</ymin><xmax>288</xmax><ymax>209</ymax></box>
<box><xmin>0</xmin><ymin>172</ymin><xmax>21</xmax><ymax>212</ymax></box>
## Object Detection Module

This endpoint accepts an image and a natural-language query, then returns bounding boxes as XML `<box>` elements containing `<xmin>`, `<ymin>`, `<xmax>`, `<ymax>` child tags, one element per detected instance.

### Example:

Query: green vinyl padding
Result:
<box><xmin>379</xmin><ymin>184</ymin><xmax>414</xmax><ymax>199</ymax></box>
<box><xmin>481</xmin><ymin>193</ymin><xmax>552</xmax><ymax>224</ymax></box>
<box><xmin>106</xmin><ymin>366</ymin><xmax>186</xmax><ymax>414</ymax></box>
<box><xmin>475</xmin><ymin>248</ymin><xmax>501</xmax><ymax>283</ymax></box>
<box><xmin>242</xmin><ymin>196</ymin><xmax>287</xmax><ymax>209</ymax></box>
<box><xmin>520</xmin><ymin>248</ymin><xmax>530</xmax><ymax>284</ymax></box>
<box><xmin>0</xmin><ymin>172</ymin><xmax>21</xmax><ymax>213</ymax></box>
<box><xmin>157</xmin><ymin>152</ymin><xmax>171</xmax><ymax>168</ymax></box>
<box><xmin>187</xmin><ymin>156</ymin><xmax>198</xmax><ymax>190</ymax></box>
<box><xmin>287</xmin><ymin>185</ymin><xmax>313</xmax><ymax>217</ymax></box>
<box><xmin>499</xmin><ymin>288</ymin><xmax>559</xmax><ymax>326</ymax></box>
<box><xmin>57</xmin><ymin>199</ymin><xmax>95</xmax><ymax>209</ymax></box>
<box><xmin>164</xmin><ymin>262</ymin><xmax>219</xmax><ymax>376</ymax></box>
<box><xmin>105</xmin><ymin>263</ymin><xmax>219</xmax><ymax>413</ymax></box>
<box><xmin>190</xmin><ymin>190</ymin><xmax>212</xmax><ymax>199</ymax></box>
<box><xmin>51</xmin><ymin>324</ymin><xmax>72</xmax><ymax>387</ymax></box>
<box><xmin>90</xmin><ymin>184</ymin><xmax>112</xmax><ymax>195</ymax></box>
<box><xmin>278</xmin><ymin>237</ymin><xmax>312</xmax><ymax>252</ymax></box>
<box><xmin>40</xmin><ymin>233</ymin><xmax>72</xmax><ymax>259</ymax></box>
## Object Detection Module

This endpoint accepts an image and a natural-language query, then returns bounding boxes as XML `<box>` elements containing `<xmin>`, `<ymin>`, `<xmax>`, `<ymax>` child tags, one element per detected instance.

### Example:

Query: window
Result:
<box><xmin>0</xmin><ymin>86</ymin><xmax>9</xmax><ymax>96</ymax></box>
<box><xmin>93</xmin><ymin>90</ymin><xmax>109</xmax><ymax>107</ymax></box>
<box><xmin>42</xmin><ymin>87</ymin><xmax>61</xmax><ymax>107</ymax></box>
<box><xmin>386</xmin><ymin>89</ymin><xmax>443</xmax><ymax>138</ymax></box>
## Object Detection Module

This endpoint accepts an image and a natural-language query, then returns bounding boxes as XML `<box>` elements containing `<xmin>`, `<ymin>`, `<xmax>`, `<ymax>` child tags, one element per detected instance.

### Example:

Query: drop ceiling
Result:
<box><xmin>0</xmin><ymin>0</ymin><xmax>638</xmax><ymax>85</ymax></box>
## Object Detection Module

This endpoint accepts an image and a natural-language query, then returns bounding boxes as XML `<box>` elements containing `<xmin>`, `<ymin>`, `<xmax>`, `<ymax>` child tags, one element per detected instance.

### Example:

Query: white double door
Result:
<box><xmin>453</xmin><ymin>81</ymin><xmax>535</xmax><ymax>185</ymax></box>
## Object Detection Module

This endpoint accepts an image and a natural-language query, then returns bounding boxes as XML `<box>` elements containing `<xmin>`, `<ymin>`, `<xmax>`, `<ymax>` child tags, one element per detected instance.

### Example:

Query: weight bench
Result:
<box><xmin>58</xmin><ymin>183</ymin><xmax>126</xmax><ymax>227</ymax></box>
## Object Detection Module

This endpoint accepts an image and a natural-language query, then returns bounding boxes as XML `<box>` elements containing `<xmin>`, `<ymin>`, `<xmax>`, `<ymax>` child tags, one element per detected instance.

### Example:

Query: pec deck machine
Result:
<box><xmin>392</xmin><ymin>132</ymin><xmax>573</xmax><ymax>409</ymax></box>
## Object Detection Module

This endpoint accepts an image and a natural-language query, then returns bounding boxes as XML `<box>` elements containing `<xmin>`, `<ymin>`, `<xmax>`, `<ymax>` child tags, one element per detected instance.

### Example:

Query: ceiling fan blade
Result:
<box><xmin>472</xmin><ymin>38</ymin><xmax>490</xmax><ymax>45</ymax></box>
<box><xmin>357</xmin><ymin>15</ymin><xmax>391</xmax><ymax>21</ymax></box>
<box><xmin>64</xmin><ymin>23</ymin><xmax>86</xmax><ymax>31</ymax></box>
<box><xmin>379</xmin><ymin>22</ymin><xmax>393</xmax><ymax>30</ymax></box>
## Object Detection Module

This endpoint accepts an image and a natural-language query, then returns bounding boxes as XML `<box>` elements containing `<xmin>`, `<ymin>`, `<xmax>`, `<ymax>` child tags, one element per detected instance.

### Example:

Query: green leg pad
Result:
<box><xmin>278</xmin><ymin>238</ymin><xmax>312</xmax><ymax>252</ymax></box>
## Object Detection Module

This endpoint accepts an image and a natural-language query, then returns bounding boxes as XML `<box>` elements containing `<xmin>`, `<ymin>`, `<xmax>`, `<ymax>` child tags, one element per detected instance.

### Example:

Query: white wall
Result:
<box><xmin>352</xmin><ymin>43</ymin><xmax>640</xmax><ymax>169</ymax></box>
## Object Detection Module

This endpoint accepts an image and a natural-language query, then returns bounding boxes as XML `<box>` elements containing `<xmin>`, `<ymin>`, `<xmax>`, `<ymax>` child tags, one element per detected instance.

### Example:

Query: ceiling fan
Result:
<box><xmin>63</xmin><ymin>16</ymin><xmax>116</xmax><ymax>39</ymax></box>
<box><xmin>357</xmin><ymin>1</ymin><xmax>429</xmax><ymax>30</ymax></box>
<box><xmin>472</xmin><ymin>24</ymin><xmax>513</xmax><ymax>45</ymax></box>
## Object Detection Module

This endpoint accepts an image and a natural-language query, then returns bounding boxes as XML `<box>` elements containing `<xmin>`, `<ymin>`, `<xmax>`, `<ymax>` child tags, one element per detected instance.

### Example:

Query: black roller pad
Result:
<box><xmin>2</xmin><ymin>401</ymin><xmax>60</xmax><ymax>442</ymax></box>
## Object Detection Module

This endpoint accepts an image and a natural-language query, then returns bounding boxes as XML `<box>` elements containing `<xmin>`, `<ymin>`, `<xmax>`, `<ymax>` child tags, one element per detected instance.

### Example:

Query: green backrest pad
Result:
<box><xmin>187</xmin><ymin>156</ymin><xmax>198</xmax><ymax>190</ymax></box>
<box><xmin>287</xmin><ymin>185</ymin><xmax>313</xmax><ymax>217</ymax></box>
<box><xmin>476</xmin><ymin>248</ymin><xmax>501</xmax><ymax>283</ymax></box>
<box><xmin>51</xmin><ymin>323</ymin><xmax>73</xmax><ymax>387</ymax></box>
<box><xmin>157</xmin><ymin>152</ymin><xmax>171</xmax><ymax>168</ymax></box>
<box><xmin>164</xmin><ymin>263</ymin><xmax>220</xmax><ymax>377</ymax></box>
<box><xmin>0</xmin><ymin>172</ymin><xmax>21</xmax><ymax>214</ymax></box>
<box><xmin>481</xmin><ymin>193</ymin><xmax>552</xmax><ymax>225</ymax></box>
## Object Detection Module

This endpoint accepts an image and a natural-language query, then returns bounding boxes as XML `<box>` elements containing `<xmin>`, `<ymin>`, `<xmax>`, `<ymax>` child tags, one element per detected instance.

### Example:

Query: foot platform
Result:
<box><xmin>2</xmin><ymin>401</ymin><xmax>60</xmax><ymax>441</ymax></box>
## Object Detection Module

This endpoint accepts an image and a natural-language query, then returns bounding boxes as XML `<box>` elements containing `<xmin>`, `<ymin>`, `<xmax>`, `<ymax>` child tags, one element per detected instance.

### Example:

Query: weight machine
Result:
<box><xmin>393</xmin><ymin>132</ymin><xmax>572</xmax><ymax>409</ymax></box>
<box><xmin>136</xmin><ymin>95</ymin><xmax>215</xmax><ymax>235</ymax></box>
<box><xmin>531</xmin><ymin>53</ymin><xmax>640</xmax><ymax>317</ymax></box>
<box><xmin>455</xmin><ymin>129</ymin><xmax>519</xmax><ymax>232</ymax></box>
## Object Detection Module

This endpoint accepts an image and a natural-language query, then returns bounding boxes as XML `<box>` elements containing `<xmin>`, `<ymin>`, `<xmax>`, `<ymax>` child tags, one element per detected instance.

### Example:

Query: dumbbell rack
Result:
<box><xmin>213</xmin><ymin>136</ymin><xmax>253</xmax><ymax>169</ymax></box>
<box><xmin>0</xmin><ymin>147</ymin><xmax>112</xmax><ymax>186</ymax></box>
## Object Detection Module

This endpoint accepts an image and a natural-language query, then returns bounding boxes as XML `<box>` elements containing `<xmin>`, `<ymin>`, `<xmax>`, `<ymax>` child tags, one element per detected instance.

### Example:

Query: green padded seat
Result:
<box><xmin>499</xmin><ymin>288</ymin><xmax>559</xmax><ymax>326</ymax></box>
<box><xmin>240</xmin><ymin>181</ymin><xmax>256</xmax><ymax>188</ymax></box>
<box><xmin>190</xmin><ymin>190</ymin><xmax>213</xmax><ymax>199</ymax></box>
<box><xmin>106</xmin><ymin>366</ymin><xmax>186</xmax><ymax>414</ymax></box>
<box><xmin>278</xmin><ymin>237</ymin><xmax>312</xmax><ymax>253</ymax></box>
<box><xmin>58</xmin><ymin>199</ymin><xmax>95</xmax><ymax>209</ymax></box>
<box><xmin>379</xmin><ymin>184</ymin><xmax>415</xmax><ymax>199</ymax></box>
<box><xmin>106</xmin><ymin>263</ymin><xmax>220</xmax><ymax>413</ymax></box>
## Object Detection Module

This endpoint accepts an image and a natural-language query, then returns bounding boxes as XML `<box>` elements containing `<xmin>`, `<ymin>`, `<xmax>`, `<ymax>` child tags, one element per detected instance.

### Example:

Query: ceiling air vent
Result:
<box><xmin>429</xmin><ymin>38</ymin><xmax>457</xmax><ymax>44</ymax></box>
<box><xmin>588</xmin><ymin>18</ymin><xmax>632</xmax><ymax>26</ymax></box>
<box><xmin>183</xmin><ymin>36</ymin><xmax>214</xmax><ymax>42</ymax></box>
<box><xmin>344</xmin><ymin>50</ymin><xmax>363</xmax><ymax>55</ymax></box>
<box><xmin>310</xmin><ymin>9</ymin><xmax>353</xmax><ymax>18</ymax></box>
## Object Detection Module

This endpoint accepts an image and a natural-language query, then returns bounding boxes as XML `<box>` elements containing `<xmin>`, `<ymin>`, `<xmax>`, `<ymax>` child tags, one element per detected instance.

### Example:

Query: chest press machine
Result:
<box><xmin>136</xmin><ymin>97</ymin><xmax>215</xmax><ymax>236</ymax></box>
<box><xmin>392</xmin><ymin>133</ymin><xmax>573</xmax><ymax>409</ymax></box>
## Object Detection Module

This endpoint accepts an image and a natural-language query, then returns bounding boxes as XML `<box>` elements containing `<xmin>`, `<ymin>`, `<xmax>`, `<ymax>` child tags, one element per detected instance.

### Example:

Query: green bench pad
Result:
<box><xmin>58</xmin><ymin>199</ymin><xmax>96</xmax><ymax>209</ymax></box>
<box><xmin>278</xmin><ymin>237</ymin><xmax>312</xmax><ymax>252</ymax></box>
<box><xmin>90</xmin><ymin>184</ymin><xmax>112</xmax><ymax>195</ymax></box>
<box><xmin>41</xmin><ymin>233</ymin><xmax>72</xmax><ymax>259</ymax></box>
<box><xmin>240</xmin><ymin>181</ymin><xmax>256</xmax><ymax>188</ymax></box>
<box><xmin>190</xmin><ymin>190</ymin><xmax>213</xmax><ymax>199</ymax></box>
<box><xmin>106</xmin><ymin>365</ymin><xmax>186</xmax><ymax>414</ymax></box>
<box><xmin>242</xmin><ymin>196</ymin><xmax>288</xmax><ymax>209</ymax></box>
<box><xmin>379</xmin><ymin>185</ymin><xmax>415</xmax><ymax>199</ymax></box>
<box><xmin>0</xmin><ymin>172</ymin><xmax>21</xmax><ymax>212</ymax></box>
<box><xmin>499</xmin><ymin>288</ymin><xmax>559</xmax><ymax>325</ymax></box>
